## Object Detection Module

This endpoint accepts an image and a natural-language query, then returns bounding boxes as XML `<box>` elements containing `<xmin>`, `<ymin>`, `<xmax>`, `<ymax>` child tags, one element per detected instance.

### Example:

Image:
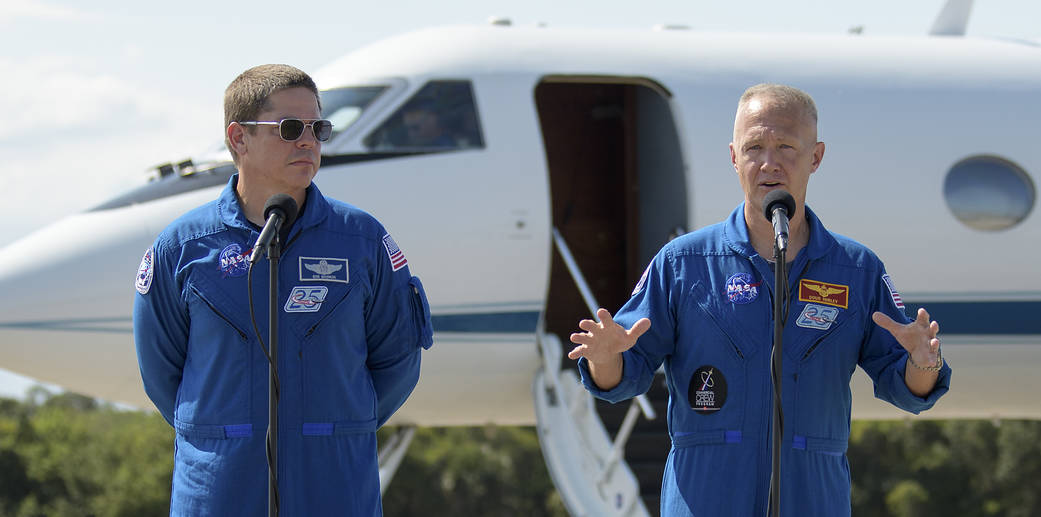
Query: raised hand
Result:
<box><xmin>568</xmin><ymin>308</ymin><xmax>651</xmax><ymax>364</ymax></box>
<box><xmin>872</xmin><ymin>307</ymin><xmax>941</xmax><ymax>367</ymax></box>
<box><xmin>872</xmin><ymin>307</ymin><xmax>942</xmax><ymax>396</ymax></box>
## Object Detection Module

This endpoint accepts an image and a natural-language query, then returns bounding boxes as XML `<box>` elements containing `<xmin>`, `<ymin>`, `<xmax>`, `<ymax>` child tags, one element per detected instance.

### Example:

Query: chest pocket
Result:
<box><xmin>180</xmin><ymin>279</ymin><xmax>254</xmax><ymax>425</ymax></box>
<box><xmin>667</xmin><ymin>282</ymin><xmax>759</xmax><ymax>434</ymax></box>
<box><xmin>784</xmin><ymin>303</ymin><xmax>863</xmax><ymax>366</ymax></box>
<box><xmin>297</xmin><ymin>284</ymin><xmax>377</xmax><ymax>423</ymax></box>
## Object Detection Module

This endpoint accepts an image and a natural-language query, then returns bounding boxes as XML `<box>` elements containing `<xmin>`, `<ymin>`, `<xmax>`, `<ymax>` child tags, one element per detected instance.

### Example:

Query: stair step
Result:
<box><xmin>589</xmin><ymin>372</ymin><xmax>670</xmax><ymax>516</ymax></box>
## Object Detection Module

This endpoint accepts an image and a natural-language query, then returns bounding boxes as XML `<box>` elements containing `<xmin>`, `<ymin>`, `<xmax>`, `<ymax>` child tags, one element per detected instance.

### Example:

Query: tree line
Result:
<box><xmin>0</xmin><ymin>388</ymin><xmax>1038</xmax><ymax>516</ymax></box>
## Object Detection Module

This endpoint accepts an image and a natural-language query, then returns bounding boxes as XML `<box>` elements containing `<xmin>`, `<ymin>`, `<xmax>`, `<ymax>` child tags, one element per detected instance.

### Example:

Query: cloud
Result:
<box><xmin>0</xmin><ymin>0</ymin><xmax>90</xmax><ymax>24</ymax></box>
<box><xmin>0</xmin><ymin>55</ymin><xmax>220</xmax><ymax>242</ymax></box>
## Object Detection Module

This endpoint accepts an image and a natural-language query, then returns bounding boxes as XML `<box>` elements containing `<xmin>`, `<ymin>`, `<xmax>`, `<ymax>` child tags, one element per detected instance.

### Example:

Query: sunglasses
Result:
<box><xmin>239</xmin><ymin>118</ymin><xmax>334</xmax><ymax>142</ymax></box>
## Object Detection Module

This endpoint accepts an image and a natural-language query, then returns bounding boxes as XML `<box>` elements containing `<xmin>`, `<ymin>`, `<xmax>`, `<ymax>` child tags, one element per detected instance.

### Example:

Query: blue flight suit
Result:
<box><xmin>133</xmin><ymin>175</ymin><xmax>433</xmax><ymax>516</ymax></box>
<box><xmin>579</xmin><ymin>204</ymin><xmax>951</xmax><ymax>516</ymax></box>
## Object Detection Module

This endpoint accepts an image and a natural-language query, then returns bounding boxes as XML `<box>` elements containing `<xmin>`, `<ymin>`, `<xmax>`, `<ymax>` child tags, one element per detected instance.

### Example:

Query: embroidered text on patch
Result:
<box><xmin>798</xmin><ymin>279</ymin><xmax>849</xmax><ymax>309</ymax></box>
<box><xmin>299</xmin><ymin>257</ymin><xmax>348</xmax><ymax>283</ymax></box>
<box><xmin>382</xmin><ymin>234</ymin><xmax>408</xmax><ymax>271</ymax></box>
<box><xmin>219</xmin><ymin>243</ymin><xmax>251</xmax><ymax>278</ymax></box>
<box><xmin>796</xmin><ymin>303</ymin><xmax>840</xmax><ymax>330</ymax></box>
<box><xmin>725</xmin><ymin>272</ymin><xmax>760</xmax><ymax>304</ymax></box>
<box><xmin>284</xmin><ymin>286</ymin><xmax>329</xmax><ymax>313</ymax></box>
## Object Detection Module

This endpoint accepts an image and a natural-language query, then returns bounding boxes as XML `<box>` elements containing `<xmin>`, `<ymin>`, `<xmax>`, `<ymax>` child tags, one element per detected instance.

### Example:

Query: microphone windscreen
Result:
<box><xmin>762</xmin><ymin>190</ymin><xmax>796</xmax><ymax>222</ymax></box>
<box><xmin>263</xmin><ymin>194</ymin><xmax>300</xmax><ymax>227</ymax></box>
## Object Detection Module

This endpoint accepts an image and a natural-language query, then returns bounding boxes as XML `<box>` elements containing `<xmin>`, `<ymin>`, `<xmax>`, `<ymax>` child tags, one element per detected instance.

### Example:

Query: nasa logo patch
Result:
<box><xmin>219</xmin><ymin>243</ymin><xmax>251</xmax><ymax>278</ymax></box>
<box><xmin>284</xmin><ymin>286</ymin><xmax>329</xmax><ymax>313</ymax></box>
<box><xmin>725</xmin><ymin>272</ymin><xmax>760</xmax><ymax>304</ymax></box>
<box><xmin>135</xmin><ymin>247</ymin><xmax>154</xmax><ymax>295</ymax></box>
<box><xmin>689</xmin><ymin>365</ymin><xmax>727</xmax><ymax>413</ymax></box>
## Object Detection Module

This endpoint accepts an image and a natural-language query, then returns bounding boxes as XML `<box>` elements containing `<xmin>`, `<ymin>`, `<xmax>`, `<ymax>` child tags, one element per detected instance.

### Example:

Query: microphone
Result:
<box><xmin>762</xmin><ymin>190</ymin><xmax>796</xmax><ymax>252</ymax></box>
<box><xmin>249</xmin><ymin>194</ymin><xmax>300</xmax><ymax>264</ymax></box>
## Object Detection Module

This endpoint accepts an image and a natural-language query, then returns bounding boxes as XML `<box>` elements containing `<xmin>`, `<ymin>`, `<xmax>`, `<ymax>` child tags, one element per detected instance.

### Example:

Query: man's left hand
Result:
<box><xmin>872</xmin><ymin>307</ymin><xmax>941</xmax><ymax>369</ymax></box>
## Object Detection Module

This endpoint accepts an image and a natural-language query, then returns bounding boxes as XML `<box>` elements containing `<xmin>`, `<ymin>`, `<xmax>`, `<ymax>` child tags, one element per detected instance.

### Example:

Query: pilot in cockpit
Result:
<box><xmin>401</xmin><ymin>98</ymin><xmax>457</xmax><ymax>148</ymax></box>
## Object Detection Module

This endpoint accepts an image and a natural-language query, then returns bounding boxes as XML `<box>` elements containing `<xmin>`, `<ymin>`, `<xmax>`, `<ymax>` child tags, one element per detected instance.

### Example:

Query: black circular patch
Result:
<box><xmin>688</xmin><ymin>365</ymin><xmax>727</xmax><ymax>414</ymax></box>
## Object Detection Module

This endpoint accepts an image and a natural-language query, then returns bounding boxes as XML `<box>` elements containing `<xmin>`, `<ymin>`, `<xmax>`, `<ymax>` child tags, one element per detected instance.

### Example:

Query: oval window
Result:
<box><xmin>943</xmin><ymin>156</ymin><xmax>1035</xmax><ymax>231</ymax></box>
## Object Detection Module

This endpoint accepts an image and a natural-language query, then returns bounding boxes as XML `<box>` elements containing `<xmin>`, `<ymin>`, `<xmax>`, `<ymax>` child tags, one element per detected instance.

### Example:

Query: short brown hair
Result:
<box><xmin>223</xmin><ymin>64</ymin><xmax>321</xmax><ymax>164</ymax></box>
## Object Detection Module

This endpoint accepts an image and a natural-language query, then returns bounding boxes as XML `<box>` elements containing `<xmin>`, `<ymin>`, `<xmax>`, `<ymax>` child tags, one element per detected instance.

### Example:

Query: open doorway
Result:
<box><xmin>536</xmin><ymin>77</ymin><xmax>687</xmax><ymax>351</ymax></box>
<box><xmin>535</xmin><ymin>77</ymin><xmax>687</xmax><ymax>515</ymax></box>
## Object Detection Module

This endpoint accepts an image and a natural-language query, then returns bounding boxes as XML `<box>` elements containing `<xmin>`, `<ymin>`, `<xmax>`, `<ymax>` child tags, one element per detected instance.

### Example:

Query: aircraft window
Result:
<box><xmin>363</xmin><ymin>81</ymin><xmax>484</xmax><ymax>152</ymax></box>
<box><xmin>320</xmin><ymin>86</ymin><xmax>388</xmax><ymax>137</ymax></box>
<box><xmin>943</xmin><ymin>156</ymin><xmax>1035</xmax><ymax>231</ymax></box>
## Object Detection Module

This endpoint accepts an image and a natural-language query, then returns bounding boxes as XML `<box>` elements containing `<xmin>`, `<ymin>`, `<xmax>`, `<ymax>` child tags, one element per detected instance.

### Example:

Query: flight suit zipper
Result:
<box><xmin>188</xmin><ymin>285</ymin><xmax>248</xmax><ymax>341</ymax></box>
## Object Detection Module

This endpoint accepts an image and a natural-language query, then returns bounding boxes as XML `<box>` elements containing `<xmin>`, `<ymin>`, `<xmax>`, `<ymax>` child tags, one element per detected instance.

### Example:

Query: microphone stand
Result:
<box><xmin>768</xmin><ymin>234</ymin><xmax>787</xmax><ymax>517</ymax></box>
<box><xmin>266</xmin><ymin>232</ymin><xmax>281</xmax><ymax>517</ymax></box>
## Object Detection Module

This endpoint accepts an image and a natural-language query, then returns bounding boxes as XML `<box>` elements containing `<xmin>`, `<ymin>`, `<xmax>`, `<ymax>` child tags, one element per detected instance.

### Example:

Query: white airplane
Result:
<box><xmin>1</xmin><ymin>1</ymin><xmax>1038</xmax><ymax>514</ymax></box>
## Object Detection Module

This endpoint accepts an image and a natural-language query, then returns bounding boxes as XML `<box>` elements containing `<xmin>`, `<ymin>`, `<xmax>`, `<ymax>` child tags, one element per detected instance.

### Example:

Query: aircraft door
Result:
<box><xmin>534</xmin><ymin>78</ymin><xmax>686</xmax><ymax>516</ymax></box>
<box><xmin>535</xmin><ymin>78</ymin><xmax>687</xmax><ymax>348</ymax></box>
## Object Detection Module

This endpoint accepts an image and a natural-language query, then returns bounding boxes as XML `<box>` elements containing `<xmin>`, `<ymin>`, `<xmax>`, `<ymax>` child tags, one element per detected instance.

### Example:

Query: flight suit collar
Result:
<box><xmin>722</xmin><ymin>202</ymin><xmax>837</xmax><ymax>261</ymax></box>
<box><xmin>216</xmin><ymin>173</ymin><xmax>331</xmax><ymax>236</ymax></box>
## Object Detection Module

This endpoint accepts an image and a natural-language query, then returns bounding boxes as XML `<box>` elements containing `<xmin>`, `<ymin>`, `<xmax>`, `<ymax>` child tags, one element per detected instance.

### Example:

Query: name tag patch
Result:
<box><xmin>299</xmin><ymin>257</ymin><xmax>348</xmax><ymax>283</ymax></box>
<box><xmin>796</xmin><ymin>303</ymin><xmax>840</xmax><ymax>330</ymax></box>
<box><xmin>285</xmin><ymin>286</ymin><xmax>329</xmax><ymax>313</ymax></box>
<box><xmin>798</xmin><ymin>279</ymin><xmax>849</xmax><ymax>309</ymax></box>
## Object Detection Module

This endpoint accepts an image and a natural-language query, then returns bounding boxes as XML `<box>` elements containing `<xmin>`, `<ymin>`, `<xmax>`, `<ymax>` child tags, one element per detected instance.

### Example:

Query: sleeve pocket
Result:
<box><xmin>408</xmin><ymin>275</ymin><xmax>434</xmax><ymax>350</ymax></box>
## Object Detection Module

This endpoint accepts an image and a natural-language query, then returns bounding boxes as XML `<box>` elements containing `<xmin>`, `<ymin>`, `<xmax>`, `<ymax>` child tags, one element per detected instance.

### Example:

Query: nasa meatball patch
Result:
<box><xmin>219</xmin><ymin>243</ymin><xmax>251</xmax><ymax>278</ymax></box>
<box><xmin>725</xmin><ymin>272</ymin><xmax>759</xmax><ymax>304</ymax></box>
<box><xmin>135</xmin><ymin>247</ymin><xmax>154</xmax><ymax>295</ymax></box>
<box><xmin>689</xmin><ymin>365</ymin><xmax>727</xmax><ymax>414</ymax></box>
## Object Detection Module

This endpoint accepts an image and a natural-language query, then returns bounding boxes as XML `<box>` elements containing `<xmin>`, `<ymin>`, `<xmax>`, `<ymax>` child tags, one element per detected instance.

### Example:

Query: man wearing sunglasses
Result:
<box><xmin>133</xmin><ymin>64</ymin><xmax>433</xmax><ymax>516</ymax></box>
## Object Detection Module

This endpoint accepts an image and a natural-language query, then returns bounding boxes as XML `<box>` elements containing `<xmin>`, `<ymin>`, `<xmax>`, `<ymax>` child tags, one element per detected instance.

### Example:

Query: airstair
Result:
<box><xmin>534</xmin><ymin>229</ymin><xmax>672</xmax><ymax>516</ymax></box>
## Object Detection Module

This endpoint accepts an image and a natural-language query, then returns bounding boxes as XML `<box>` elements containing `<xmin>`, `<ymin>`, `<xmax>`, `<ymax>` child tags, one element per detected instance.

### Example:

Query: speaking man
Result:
<box><xmin>568</xmin><ymin>83</ymin><xmax>951</xmax><ymax>516</ymax></box>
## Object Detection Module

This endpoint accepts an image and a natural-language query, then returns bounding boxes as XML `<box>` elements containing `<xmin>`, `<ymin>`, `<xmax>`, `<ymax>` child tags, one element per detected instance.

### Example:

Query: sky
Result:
<box><xmin>0</xmin><ymin>0</ymin><xmax>1038</xmax><ymax>399</ymax></box>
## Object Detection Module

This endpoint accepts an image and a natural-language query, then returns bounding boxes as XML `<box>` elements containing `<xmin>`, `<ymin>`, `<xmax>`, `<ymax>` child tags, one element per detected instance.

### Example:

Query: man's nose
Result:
<box><xmin>296</xmin><ymin>125</ymin><xmax>318</xmax><ymax>148</ymax></box>
<box><xmin>759</xmin><ymin>150</ymin><xmax>782</xmax><ymax>172</ymax></box>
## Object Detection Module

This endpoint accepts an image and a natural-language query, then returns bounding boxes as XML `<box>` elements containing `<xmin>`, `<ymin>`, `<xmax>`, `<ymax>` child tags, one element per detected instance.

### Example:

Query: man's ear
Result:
<box><xmin>227</xmin><ymin>122</ymin><xmax>248</xmax><ymax>157</ymax></box>
<box><xmin>810</xmin><ymin>141</ymin><xmax>826</xmax><ymax>173</ymax></box>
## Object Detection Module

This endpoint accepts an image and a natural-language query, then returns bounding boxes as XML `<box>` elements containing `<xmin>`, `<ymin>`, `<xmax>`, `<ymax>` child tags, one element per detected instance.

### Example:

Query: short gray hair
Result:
<box><xmin>737</xmin><ymin>83</ymin><xmax>818</xmax><ymax>129</ymax></box>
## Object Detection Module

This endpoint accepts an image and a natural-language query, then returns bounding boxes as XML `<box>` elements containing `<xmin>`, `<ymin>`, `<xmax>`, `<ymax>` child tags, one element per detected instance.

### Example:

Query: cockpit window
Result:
<box><xmin>320</xmin><ymin>85</ymin><xmax>388</xmax><ymax>138</ymax></box>
<box><xmin>363</xmin><ymin>81</ymin><xmax>484</xmax><ymax>152</ymax></box>
<box><xmin>943</xmin><ymin>156</ymin><xmax>1035</xmax><ymax>231</ymax></box>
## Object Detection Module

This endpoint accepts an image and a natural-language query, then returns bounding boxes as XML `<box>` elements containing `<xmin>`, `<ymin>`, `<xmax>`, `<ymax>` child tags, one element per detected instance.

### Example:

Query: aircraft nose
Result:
<box><xmin>0</xmin><ymin>203</ymin><xmax>170</xmax><ymax>406</ymax></box>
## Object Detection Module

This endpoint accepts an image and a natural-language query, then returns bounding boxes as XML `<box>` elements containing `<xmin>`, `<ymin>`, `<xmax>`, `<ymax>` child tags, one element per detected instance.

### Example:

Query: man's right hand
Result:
<box><xmin>568</xmin><ymin>308</ymin><xmax>651</xmax><ymax>390</ymax></box>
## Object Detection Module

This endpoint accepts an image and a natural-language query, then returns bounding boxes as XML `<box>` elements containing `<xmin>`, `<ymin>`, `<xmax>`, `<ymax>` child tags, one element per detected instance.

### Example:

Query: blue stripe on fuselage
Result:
<box><xmin>0</xmin><ymin>301</ymin><xmax>1037</xmax><ymax>335</ymax></box>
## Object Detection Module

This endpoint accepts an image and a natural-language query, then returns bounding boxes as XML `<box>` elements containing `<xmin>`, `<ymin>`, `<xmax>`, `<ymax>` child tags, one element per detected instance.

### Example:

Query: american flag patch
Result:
<box><xmin>382</xmin><ymin>234</ymin><xmax>408</xmax><ymax>271</ymax></box>
<box><xmin>882</xmin><ymin>274</ymin><xmax>904</xmax><ymax>309</ymax></box>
